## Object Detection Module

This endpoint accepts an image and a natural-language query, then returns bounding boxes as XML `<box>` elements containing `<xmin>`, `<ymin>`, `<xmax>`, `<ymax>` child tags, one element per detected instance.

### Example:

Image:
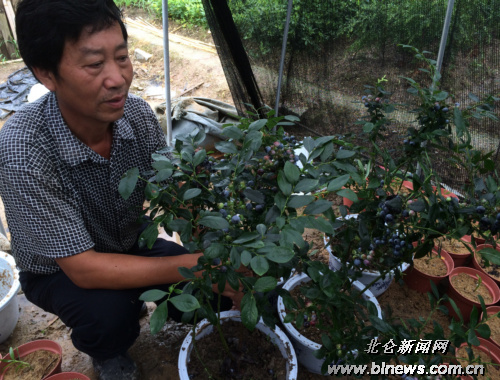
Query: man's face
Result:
<box><xmin>49</xmin><ymin>22</ymin><xmax>133</xmax><ymax>131</ymax></box>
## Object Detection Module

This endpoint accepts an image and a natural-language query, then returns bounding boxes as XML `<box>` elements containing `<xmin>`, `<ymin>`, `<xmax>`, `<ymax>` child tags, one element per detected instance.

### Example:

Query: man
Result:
<box><xmin>0</xmin><ymin>1</ymin><xmax>240</xmax><ymax>379</ymax></box>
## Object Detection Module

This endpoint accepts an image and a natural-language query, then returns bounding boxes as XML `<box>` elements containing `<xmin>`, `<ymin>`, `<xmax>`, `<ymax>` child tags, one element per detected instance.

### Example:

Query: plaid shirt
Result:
<box><xmin>0</xmin><ymin>92</ymin><xmax>166</xmax><ymax>274</ymax></box>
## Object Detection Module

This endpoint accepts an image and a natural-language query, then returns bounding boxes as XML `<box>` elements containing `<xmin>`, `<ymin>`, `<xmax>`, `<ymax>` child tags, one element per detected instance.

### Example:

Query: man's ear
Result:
<box><xmin>31</xmin><ymin>67</ymin><xmax>57</xmax><ymax>92</ymax></box>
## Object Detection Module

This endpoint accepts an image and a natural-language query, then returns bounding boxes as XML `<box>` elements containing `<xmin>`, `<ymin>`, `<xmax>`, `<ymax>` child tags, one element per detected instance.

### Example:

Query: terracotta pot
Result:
<box><xmin>480</xmin><ymin>306</ymin><xmax>500</xmax><ymax>350</ymax></box>
<box><xmin>446</xmin><ymin>267</ymin><xmax>500</xmax><ymax>323</ymax></box>
<box><xmin>434</xmin><ymin>236</ymin><xmax>473</xmax><ymax>268</ymax></box>
<box><xmin>473</xmin><ymin>244</ymin><xmax>500</xmax><ymax>286</ymax></box>
<box><xmin>402</xmin><ymin>181</ymin><xmax>459</xmax><ymax>199</ymax></box>
<box><xmin>0</xmin><ymin>339</ymin><xmax>62</xmax><ymax>379</ymax></box>
<box><xmin>403</xmin><ymin>248</ymin><xmax>454</xmax><ymax>293</ymax></box>
<box><xmin>45</xmin><ymin>373</ymin><xmax>91</xmax><ymax>380</ymax></box>
<box><xmin>455</xmin><ymin>337</ymin><xmax>500</xmax><ymax>380</ymax></box>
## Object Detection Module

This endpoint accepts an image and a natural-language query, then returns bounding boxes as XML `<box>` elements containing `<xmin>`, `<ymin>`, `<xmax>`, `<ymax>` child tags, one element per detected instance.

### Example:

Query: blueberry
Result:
<box><xmin>212</xmin><ymin>258</ymin><xmax>221</xmax><ymax>266</ymax></box>
<box><xmin>220</xmin><ymin>265</ymin><xmax>227</xmax><ymax>273</ymax></box>
<box><xmin>247</xmin><ymin>180</ymin><xmax>255</xmax><ymax>187</ymax></box>
<box><xmin>246</xmin><ymin>203</ymin><xmax>253</xmax><ymax>210</ymax></box>
<box><xmin>442</xmin><ymin>107</ymin><xmax>449</xmax><ymax>113</ymax></box>
<box><xmin>496</xmin><ymin>213</ymin><xmax>500</xmax><ymax>220</ymax></box>
<box><xmin>223</xmin><ymin>190</ymin><xmax>230</xmax><ymax>198</ymax></box>
<box><xmin>364</xmin><ymin>103</ymin><xmax>370</xmax><ymax>107</ymax></box>
<box><xmin>402</xmin><ymin>210</ymin><xmax>409</xmax><ymax>217</ymax></box>
<box><xmin>222</xmin><ymin>228</ymin><xmax>229</xmax><ymax>233</ymax></box>
<box><xmin>476</xmin><ymin>205</ymin><xmax>486</xmax><ymax>214</ymax></box>
<box><xmin>220</xmin><ymin>209</ymin><xmax>227</xmax><ymax>218</ymax></box>
<box><xmin>255</xmin><ymin>204</ymin><xmax>264</xmax><ymax>212</ymax></box>
<box><xmin>409</xmin><ymin>141</ymin><xmax>416</xmax><ymax>146</ymax></box>
<box><xmin>354</xmin><ymin>259</ymin><xmax>362</xmax><ymax>266</ymax></box>
<box><xmin>265</xmin><ymin>146</ymin><xmax>271</xmax><ymax>153</ymax></box>
<box><xmin>231</xmin><ymin>215</ymin><xmax>241</xmax><ymax>224</ymax></box>
<box><xmin>380</xmin><ymin>180</ymin><xmax>384</xmax><ymax>185</ymax></box>
<box><xmin>385</xmin><ymin>214</ymin><xmax>394</xmax><ymax>222</ymax></box>
<box><xmin>303</xmin><ymin>321</ymin><xmax>310</xmax><ymax>328</ymax></box>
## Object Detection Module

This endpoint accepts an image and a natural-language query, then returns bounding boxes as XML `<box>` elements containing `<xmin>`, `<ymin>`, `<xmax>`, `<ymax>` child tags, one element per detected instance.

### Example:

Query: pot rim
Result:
<box><xmin>449</xmin><ymin>267</ymin><xmax>500</xmax><ymax>305</ymax></box>
<box><xmin>410</xmin><ymin>248</ymin><xmax>454</xmax><ymax>280</ymax></box>
<box><xmin>0</xmin><ymin>251</ymin><xmax>20</xmax><ymax>312</ymax></box>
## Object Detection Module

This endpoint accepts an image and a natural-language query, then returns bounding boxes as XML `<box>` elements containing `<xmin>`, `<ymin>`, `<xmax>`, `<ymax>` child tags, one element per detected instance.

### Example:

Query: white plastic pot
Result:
<box><xmin>0</xmin><ymin>251</ymin><xmax>20</xmax><ymax>344</ymax></box>
<box><xmin>325</xmin><ymin>214</ymin><xmax>410</xmax><ymax>297</ymax></box>
<box><xmin>178</xmin><ymin>310</ymin><xmax>298</xmax><ymax>379</ymax></box>
<box><xmin>277</xmin><ymin>272</ymin><xmax>382</xmax><ymax>375</ymax></box>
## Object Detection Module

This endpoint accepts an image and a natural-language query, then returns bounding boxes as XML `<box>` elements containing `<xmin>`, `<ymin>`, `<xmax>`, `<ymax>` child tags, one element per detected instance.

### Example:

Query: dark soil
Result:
<box><xmin>187</xmin><ymin>320</ymin><xmax>288</xmax><ymax>380</ymax></box>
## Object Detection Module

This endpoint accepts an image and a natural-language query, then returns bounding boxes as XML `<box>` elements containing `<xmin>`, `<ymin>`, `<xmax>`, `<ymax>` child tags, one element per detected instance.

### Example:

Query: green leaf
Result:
<box><xmin>454</xmin><ymin>107</ymin><xmax>467</xmax><ymax>138</ymax></box>
<box><xmin>336</xmin><ymin>188</ymin><xmax>358</xmax><ymax>202</ymax></box>
<box><xmin>262</xmin><ymin>247</ymin><xmax>294</xmax><ymax>263</ymax></box>
<box><xmin>145</xmin><ymin>182</ymin><xmax>160</xmax><ymax>200</ymax></box>
<box><xmin>178</xmin><ymin>267</ymin><xmax>196</xmax><ymax>280</ymax></box>
<box><xmin>169</xmin><ymin>294</ymin><xmax>201</xmax><ymax>313</ymax></box>
<box><xmin>183</xmin><ymin>188</ymin><xmax>202</xmax><ymax>201</ymax></box>
<box><xmin>243</xmin><ymin>188</ymin><xmax>265</xmax><ymax>204</ymax></box>
<box><xmin>119</xmin><ymin>167</ymin><xmax>140</xmax><ymax>200</ymax></box>
<box><xmin>304</xmin><ymin>199</ymin><xmax>333</xmax><ymax>215</ymax></box>
<box><xmin>254</xmin><ymin>277</ymin><xmax>277</xmax><ymax>292</ymax></box>
<box><xmin>369</xmin><ymin>316</ymin><xmax>394</xmax><ymax>334</ymax></box>
<box><xmin>155</xmin><ymin>168</ymin><xmax>173</xmax><ymax>182</ymax></box>
<box><xmin>241</xmin><ymin>295</ymin><xmax>258</xmax><ymax>330</ymax></box>
<box><xmin>476</xmin><ymin>323</ymin><xmax>491</xmax><ymax>339</ymax></box>
<box><xmin>294</xmin><ymin>179</ymin><xmax>319</xmax><ymax>193</ymax></box>
<box><xmin>327</xmin><ymin>174</ymin><xmax>350</xmax><ymax>192</ymax></box>
<box><xmin>139</xmin><ymin>289</ymin><xmax>168</xmax><ymax>302</ymax></box>
<box><xmin>214</xmin><ymin>141</ymin><xmax>238</xmax><ymax>154</ymax></box>
<box><xmin>250</xmin><ymin>256</ymin><xmax>269</xmax><ymax>276</ymax></box>
<box><xmin>288</xmin><ymin>195</ymin><xmax>315</xmax><ymax>208</ymax></box>
<box><xmin>221</xmin><ymin>125</ymin><xmax>245</xmax><ymax>140</ymax></box>
<box><xmin>149</xmin><ymin>300</ymin><xmax>168</xmax><ymax>335</ymax></box>
<box><xmin>467</xmin><ymin>329</ymin><xmax>480</xmax><ymax>346</ymax></box>
<box><xmin>230</xmin><ymin>247</ymin><xmax>241</xmax><ymax>270</ymax></box>
<box><xmin>233</xmin><ymin>232</ymin><xmax>260</xmax><ymax>244</ymax></box>
<box><xmin>336</xmin><ymin>150</ymin><xmax>356</xmax><ymax>159</ymax></box>
<box><xmin>241</xmin><ymin>250</ymin><xmax>252</xmax><ymax>266</ymax></box>
<box><xmin>284</xmin><ymin>161</ymin><xmax>300</xmax><ymax>184</ymax></box>
<box><xmin>479</xmin><ymin>248</ymin><xmax>500</xmax><ymax>265</ymax></box>
<box><xmin>205</xmin><ymin>243</ymin><xmax>226</xmax><ymax>259</ymax></box>
<box><xmin>363</xmin><ymin>122</ymin><xmax>374</xmax><ymax>133</ymax></box>
<box><xmin>198</xmin><ymin>216</ymin><xmax>229</xmax><ymax>230</ymax></box>
<box><xmin>248</xmin><ymin>119</ymin><xmax>267</xmax><ymax>131</ymax></box>
<box><xmin>193</xmin><ymin>150</ymin><xmax>207</xmax><ymax>167</ymax></box>
<box><xmin>138</xmin><ymin>224</ymin><xmax>159</xmax><ymax>249</ymax></box>
<box><xmin>277</xmin><ymin>172</ymin><xmax>292</xmax><ymax>196</ymax></box>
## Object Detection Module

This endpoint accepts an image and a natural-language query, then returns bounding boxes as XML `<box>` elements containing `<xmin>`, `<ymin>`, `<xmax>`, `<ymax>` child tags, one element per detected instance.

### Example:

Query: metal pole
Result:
<box><xmin>435</xmin><ymin>0</ymin><xmax>455</xmax><ymax>78</ymax></box>
<box><xmin>162</xmin><ymin>0</ymin><xmax>173</xmax><ymax>146</ymax></box>
<box><xmin>274</xmin><ymin>0</ymin><xmax>293</xmax><ymax>118</ymax></box>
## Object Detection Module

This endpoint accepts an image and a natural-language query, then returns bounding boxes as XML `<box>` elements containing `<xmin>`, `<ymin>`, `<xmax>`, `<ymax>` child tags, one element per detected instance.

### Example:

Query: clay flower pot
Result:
<box><xmin>0</xmin><ymin>339</ymin><xmax>62</xmax><ymax>379</ymax></box>
<box><xmin>403</xmin><ymin>248</ymin><xmax>454</xmax><ymax>293</ymax></box>
<box><xmin>455</xmin><ymin>337</ymin><xmax>500</xmax><ymax>379</ymax></box>
<box><xmin>434</xmin><ymin>236</ymin><xmax>473</xmax><ymax>268</ymax></box>
<box><xmin>480</xmin><ymin>306</ymin><xmax>500</xmax><ymax>350</ymax></box>
<box><xmin>473</xmin><ymin>244</ymin><xmax>500</xmax><ymax>286</ymax></box>
<box><xmin>446</xmin><ymin>267</ymin><xmax>500</xmax><ymax>323</ymax></box>
<box><xmin>45</xmin><ymin>373</ymin><xmax>91</xmax><ymax>380</ymax></box>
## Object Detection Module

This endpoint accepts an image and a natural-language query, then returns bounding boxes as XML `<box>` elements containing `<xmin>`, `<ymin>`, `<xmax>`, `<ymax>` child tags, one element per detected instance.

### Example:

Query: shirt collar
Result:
<box><xmin>46</xmin><ymin>92</ymin><xmax>136</xmax><ymax>166</ymax></box>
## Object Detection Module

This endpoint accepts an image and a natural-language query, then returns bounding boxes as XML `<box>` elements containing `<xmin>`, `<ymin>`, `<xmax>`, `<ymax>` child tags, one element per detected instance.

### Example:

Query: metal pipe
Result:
<box><xmin>436</xmin><ymin>0</ymin><xmax>455</xmax><ymax>77</ymax></box>
<box><xmin>274</xmin><ymin>0</ymin><xmax>293</xmax><ymax>119</ymax></box>
<box><xmin>162</xmin><ymin>0</ymin><xmax>173</xmax><ymax>146</ymax></box>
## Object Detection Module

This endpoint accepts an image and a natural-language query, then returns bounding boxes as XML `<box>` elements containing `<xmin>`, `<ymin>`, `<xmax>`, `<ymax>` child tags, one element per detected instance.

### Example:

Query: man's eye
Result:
<box><xmin>88</xmin><ymin>62</ymin><xmax>103</xmax><ymax>68</ymax></box>
<box><xmin>118</xmin><ymin>55</ymin><xmax>129</xmax><ymax>62</ymax></box>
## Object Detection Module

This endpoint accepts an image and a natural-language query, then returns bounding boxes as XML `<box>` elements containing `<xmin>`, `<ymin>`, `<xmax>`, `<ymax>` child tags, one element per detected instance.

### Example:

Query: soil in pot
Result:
<box><xmin>450</xmin><ymin>273</ymin><xmax>494</xmax><ymax>304</ymax></box>
<box><xmin>187</xmin><ymin>320</ymin><xmax>288</xmax><ymax>380</ymax></box>
<box><xmin>435</xmin><ymin>237</ymin><xmax>472</xmax><ymax>256</ymax></box>
<box><xmin>287</xmin><ymin>284</ymin><xmax>373</xmax><ymax>345</ymax></box>
<box><xmin>455</xmin><ymin>345</ymin><xmax>500</xmax><ymax>380</ymax></box>
<box><xmin>485</xmin><ymin>315</ymin><xmax>500</xmax><ymax>348</ymax></box>
<box><xmin>2</xmin><ymin>349</ymin><xmax>60</xmax><ymax>380</ymax></box>
<box><xmin>475</xmin><ymin>250</ymin><xmax>500</xmax><ymax>283</ymax></box>
<box><xmin>413</xmin><ymin>254</ymin><xmax>448</xmax><ymax>276</ymax></box>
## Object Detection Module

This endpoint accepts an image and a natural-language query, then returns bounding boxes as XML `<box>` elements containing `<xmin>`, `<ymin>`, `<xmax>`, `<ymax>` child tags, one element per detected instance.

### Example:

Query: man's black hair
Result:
<box><xmin>16</xmin><ymin>0</ymin><xmax>128</xmax><ymax>78</ymax></box>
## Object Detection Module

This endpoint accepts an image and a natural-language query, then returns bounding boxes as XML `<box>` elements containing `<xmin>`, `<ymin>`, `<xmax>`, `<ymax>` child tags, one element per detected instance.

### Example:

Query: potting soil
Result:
<box><xmin>2</xmin><ymin>349</ymin><xmax>60</xmax><ymax>380</ymax></box>
<box><xmin>450</xmin><ymin>273</ymin><xmax>494</xmax><ymax>304</ymax></box>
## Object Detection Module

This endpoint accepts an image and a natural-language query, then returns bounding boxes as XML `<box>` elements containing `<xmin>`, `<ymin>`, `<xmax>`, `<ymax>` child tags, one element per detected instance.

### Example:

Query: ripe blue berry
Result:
<box><xmin>476</xmin><ymin>206</ymin><xmax>486</xmax><ymax>214</ymax></box>
<box><xmin>385</xmin><ymin>214</ymin><xmax>394</xmax><ymax>222</ymax></box>
<box><xmin>231</xmin><ymin>215</ymin><xmax>241</xmax><ymax>224</ymax></box>
<box><xmin>354</xmin><ymin>259</ymin><xmax>362</xmax><ymax>266</ymax></box>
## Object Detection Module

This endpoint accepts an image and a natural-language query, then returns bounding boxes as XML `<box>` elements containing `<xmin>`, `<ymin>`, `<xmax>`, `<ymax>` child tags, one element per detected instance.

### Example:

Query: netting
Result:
<box><xmin>201</xmin><ymin>0</ymin><xmax>500</xmax><ymax>189</ymax></box>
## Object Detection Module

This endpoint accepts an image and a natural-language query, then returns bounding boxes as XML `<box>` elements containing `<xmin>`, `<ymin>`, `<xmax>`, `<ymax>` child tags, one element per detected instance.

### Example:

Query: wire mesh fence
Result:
<box><xmin>202</xmin><ymin>0</ymin><xmax>500</xmax><ymax>189</ymax></box>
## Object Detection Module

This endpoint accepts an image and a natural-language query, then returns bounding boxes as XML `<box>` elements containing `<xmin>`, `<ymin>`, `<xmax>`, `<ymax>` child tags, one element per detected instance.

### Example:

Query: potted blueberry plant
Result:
<box><xmin>119</xmin><ymin>109</ymin><xmax>370</xmax><ymax>379</ymax></box>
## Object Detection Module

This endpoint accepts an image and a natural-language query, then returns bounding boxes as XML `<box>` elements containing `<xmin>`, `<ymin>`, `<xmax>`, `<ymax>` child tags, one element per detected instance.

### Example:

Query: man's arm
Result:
<box><xmin>55</xmin><ymin>249</ymin><xmax>202</xmax><ymax>289</ymax></box>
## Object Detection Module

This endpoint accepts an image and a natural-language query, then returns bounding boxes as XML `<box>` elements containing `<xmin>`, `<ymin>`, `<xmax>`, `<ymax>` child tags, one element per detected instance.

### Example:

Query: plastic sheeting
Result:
<box><xmin>156</xmin><ymin>97</ymin><xmax>239</xmax><ymax>150</ymax></box>
<box><xmin>0</xmin><ymin>66</ymin><xmax>38</xmax><ymax>119</ymax></box>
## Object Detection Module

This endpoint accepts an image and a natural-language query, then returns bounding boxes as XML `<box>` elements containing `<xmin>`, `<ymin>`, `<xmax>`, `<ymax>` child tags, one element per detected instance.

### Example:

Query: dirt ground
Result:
<box><xmin>0</xmin><ymin>10</ymin><xmax>451</xmax><ymax>380</ymax></box>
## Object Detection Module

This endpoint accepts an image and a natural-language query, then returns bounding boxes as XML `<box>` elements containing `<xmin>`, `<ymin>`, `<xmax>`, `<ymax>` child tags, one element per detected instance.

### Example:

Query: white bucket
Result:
<box><xmin>178</xmin><ymin>310</ymin><xmax>298</xmax><ymax>379</ymax></box>
<box><xmin>325</xmin><ymin>214</ymin><xmax>410</xmax><ymax>297</ymax></box>
<box><xmin>0</xmin><ymin>251</ymin><xmax>20</xmax><ymax>344</ymax></box>
<box><xmin>277</xmin><ymin>272</ymin><xmax>382</xmax><ymax>375</ymax></box>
